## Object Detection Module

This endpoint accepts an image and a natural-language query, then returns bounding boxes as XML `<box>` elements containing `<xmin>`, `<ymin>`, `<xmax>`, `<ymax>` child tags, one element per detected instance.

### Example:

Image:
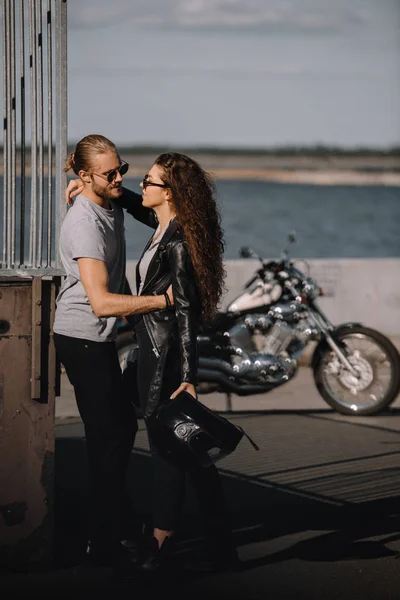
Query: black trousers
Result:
<box><xmin>135</xmin><ymin>320</ymin><xmax>233</xmax><ymax>541</ymax></box>
<box><xmin>54</xmin><ymin>333</ymin><xmax>137</xmax><ymax>550</ymax></box>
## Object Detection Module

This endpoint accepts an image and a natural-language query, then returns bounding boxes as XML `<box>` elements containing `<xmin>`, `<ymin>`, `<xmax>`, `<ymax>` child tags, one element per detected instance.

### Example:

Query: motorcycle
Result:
<box><xmin>117</xmin><ymin>233</ymin><xmax>400</xmax><ymax>416</ymax></box>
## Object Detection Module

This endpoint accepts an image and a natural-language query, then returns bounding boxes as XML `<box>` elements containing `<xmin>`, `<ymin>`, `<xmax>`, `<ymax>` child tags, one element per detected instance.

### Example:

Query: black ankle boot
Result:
<box><xmin>137</xmin><ymin>535</ymin><xmax>173</xmax><ymax>572</ymax></box>
<box><xmin>85</xmin><ymin>540</ymin><xmax>113</xmax><ymax>567</ymax></box>
<box><xmin>86</xmin><ymin>538</ymin><xmax>140</xmax><ymax>569</ymax></box>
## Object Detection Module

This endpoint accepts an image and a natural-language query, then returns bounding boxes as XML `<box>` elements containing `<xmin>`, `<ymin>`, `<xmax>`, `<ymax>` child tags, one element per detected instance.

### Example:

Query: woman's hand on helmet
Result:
<box><xmin>170</xmin><ymin>382</ymin><xmax>197</xmax><ymax>400</ymax></box>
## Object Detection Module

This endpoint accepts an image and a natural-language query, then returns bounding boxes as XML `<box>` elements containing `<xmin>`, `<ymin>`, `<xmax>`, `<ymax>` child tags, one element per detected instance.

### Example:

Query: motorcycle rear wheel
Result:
<box><xmin>313</xmin><ymin>326</ymin><xmax>400</xmax><ymax>416</ymax></box>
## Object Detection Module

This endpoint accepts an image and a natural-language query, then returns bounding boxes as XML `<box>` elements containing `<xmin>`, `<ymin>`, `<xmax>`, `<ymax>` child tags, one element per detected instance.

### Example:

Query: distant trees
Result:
<box><xmin>1</xmin><ymin>144</ymin><xmax>399</xmax><ymax>158</ymax></box>
<box><xmin>78</xmin><ymin>144</ymin><xmax>400</xmax><ymax>157</ymax></box>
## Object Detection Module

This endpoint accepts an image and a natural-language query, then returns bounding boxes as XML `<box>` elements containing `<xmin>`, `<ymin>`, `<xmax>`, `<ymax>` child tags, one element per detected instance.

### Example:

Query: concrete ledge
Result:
<box><xmin>126</xmin><ymin>257</ymin><xmax>400</xmax><ymax>365</ymax></box>
<box><xmin>126</xmin><ymin>258</ymin><xmax>400</xmax><ymax>337</ymax></box>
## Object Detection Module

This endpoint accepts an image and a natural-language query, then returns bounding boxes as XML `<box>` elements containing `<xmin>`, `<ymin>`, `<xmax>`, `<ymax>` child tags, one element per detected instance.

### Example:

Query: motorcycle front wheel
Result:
<box><xmin>313</xmin><ymin>326</ymin><xmax>400</xmax><ymax>416</ymax></box>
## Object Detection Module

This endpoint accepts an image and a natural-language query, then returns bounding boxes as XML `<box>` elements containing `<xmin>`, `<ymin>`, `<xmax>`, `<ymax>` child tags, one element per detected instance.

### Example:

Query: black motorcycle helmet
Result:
<box><xmin>146</xmin><ymin>391</ymin><xmax>258</xmax><ymax>468</ymax></box>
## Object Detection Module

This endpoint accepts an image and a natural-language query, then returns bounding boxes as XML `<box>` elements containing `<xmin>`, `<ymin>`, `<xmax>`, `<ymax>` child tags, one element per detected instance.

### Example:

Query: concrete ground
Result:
<box><xmin>2</xmin><ymin>362</ymin><xmax>400</xmax><ymax>599</ymax></box>
<box><xmin>55</xmin><ymin>363</ymin><xmax>400</xmax><ymax>423</ymax></box>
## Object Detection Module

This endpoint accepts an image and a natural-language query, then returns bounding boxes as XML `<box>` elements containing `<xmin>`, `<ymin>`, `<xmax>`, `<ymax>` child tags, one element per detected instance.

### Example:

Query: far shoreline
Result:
<box><xmin>1</xmin><ymin>167</ymin><xmax>399</xmax><ymax>187</ymax></box>
<box><xmin>124</xmin><ymin>166</ymin><xmax>400</xmax><ymax>187</ymax></box>
<box><xmin>1</xmin><ymin>151</ymin><xmax>400</xmax><ymax>186</ymax></box>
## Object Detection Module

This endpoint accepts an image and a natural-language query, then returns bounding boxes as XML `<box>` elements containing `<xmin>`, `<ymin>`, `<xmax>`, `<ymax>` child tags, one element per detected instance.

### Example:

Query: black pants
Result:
<box><xmin>135</xmin><ymin>320</ymin><xmax>233</xmax><ymax>542</ymax></box>
<box><xmin>54</xmin><ymin>333</ymin><xmax>137</xmax><ymax>550</ymax></box>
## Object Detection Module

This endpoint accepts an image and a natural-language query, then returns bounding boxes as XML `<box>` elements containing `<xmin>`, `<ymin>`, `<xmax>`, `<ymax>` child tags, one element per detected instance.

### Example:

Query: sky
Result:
<box><xmin>1</xmin><ymin>0</ymin><xmax>400</xmax><ymax>148</ymax></box>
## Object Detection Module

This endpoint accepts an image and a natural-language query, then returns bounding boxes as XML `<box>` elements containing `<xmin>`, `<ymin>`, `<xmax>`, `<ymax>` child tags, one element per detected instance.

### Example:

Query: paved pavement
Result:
<box><xmin>3</xmin><ymin>368</ymin><xmax>400</xmax><ymax>599</ymax></box>
<box><xmin>56</xmin><ymin>365</ymin><xmax>400</xmax><ymax>425</ymax></box>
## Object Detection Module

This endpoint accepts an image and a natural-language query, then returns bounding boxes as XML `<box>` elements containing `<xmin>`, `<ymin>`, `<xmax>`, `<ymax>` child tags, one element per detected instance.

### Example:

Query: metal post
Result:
<box><xmin>6</xmin><ymin>0</ymin><xmax>12</xmax><ymax>268</ymax></box>
<box><xmin>55</xmin><ymin>0</ymin><xmax>68</xmax><ymax>269</ymax></box>
<box><xmin>19</xmin><ymin>0</ymin><xmax>26</xmax><ymax>268</ymax></box>
<box><xmin>46</xmin><ymin>0</ymin><xmax>53</xmax><ymax>267</ymax></box>
<box><xmin>10</xmin><ymin>0</ymin><xmax>17</xmax><ymax>269</ymax></box>
<box><xmin>29</xmin><ymin>0</ymin><xmax>38</xmax><ymax>268</ymax></box>
<box><xmin>37</xmin><ymin>0</ymin><xmax>44</xmax><ymax>267</ymax></box>
<box><xmin>2</xmin><ymin>0</ymin><xmax>9</xmax><ymax>268</ymax></box>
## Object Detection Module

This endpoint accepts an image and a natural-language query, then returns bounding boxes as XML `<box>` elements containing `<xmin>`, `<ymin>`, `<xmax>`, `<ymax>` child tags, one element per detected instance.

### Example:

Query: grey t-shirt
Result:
<box><xmin>53</xmin><ymin>195</ymin><xmax>126</xmax><ymax>342</ymax></box>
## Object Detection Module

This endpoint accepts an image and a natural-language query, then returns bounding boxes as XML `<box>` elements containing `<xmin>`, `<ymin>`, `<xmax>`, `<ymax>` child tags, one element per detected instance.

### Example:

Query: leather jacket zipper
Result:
<box><xmin>141</xmin><ymin>250</ymin><xmax>164</xmax><ymax>296</ymax></box>
<box><xmin>143</xmin><ymin>314</ymin><xmax>160</xmax><ymax>358</ymax></box>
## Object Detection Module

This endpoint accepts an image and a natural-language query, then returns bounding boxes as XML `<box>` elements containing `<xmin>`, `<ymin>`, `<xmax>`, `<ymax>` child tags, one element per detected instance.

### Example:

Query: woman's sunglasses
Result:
<box><xmin>91</xmin><ymin>160</ymin><xmax>129</xmax><ymax>184</ymax></box>
<box><xmin>142</xmin><ymin>174</ymin><xmax>169</xmax><ymax>190</ymax></box>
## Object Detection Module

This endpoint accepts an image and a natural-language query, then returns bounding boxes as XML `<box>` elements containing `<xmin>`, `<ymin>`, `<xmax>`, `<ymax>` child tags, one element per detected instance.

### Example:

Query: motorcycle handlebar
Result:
<box><xmin>243</xmin><ymin>274</ymin><xmax>260</xmax><ymax>289</ymax></box>
<box><xmin>262</xmin><ymin>259</ymin><xmax>284</xmax><ymax>272</ymax></box>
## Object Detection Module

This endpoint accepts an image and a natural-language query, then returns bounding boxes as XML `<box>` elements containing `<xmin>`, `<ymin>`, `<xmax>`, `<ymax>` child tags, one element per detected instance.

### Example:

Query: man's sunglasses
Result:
<box><xmin>92</xmin><ymin>160</ymin><xmax>129</xmax><ymax>184</ymax></box>
<box><xmin>142</xmin><ymin>174</ymin><xmax>169</xmax><ymax>190</ymax></box>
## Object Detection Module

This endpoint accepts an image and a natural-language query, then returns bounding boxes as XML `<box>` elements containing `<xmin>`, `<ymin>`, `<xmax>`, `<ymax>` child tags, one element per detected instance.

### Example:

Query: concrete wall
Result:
<box><xmin>126</xmin><ymin>258</ymin><xmax>400</xmax><ymax>336</ymax></box>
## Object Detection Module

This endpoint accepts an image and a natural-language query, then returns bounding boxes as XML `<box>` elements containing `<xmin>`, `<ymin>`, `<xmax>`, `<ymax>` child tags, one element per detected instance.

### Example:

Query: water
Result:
<box><xmin>122</xmin><ymin>178</ymin><xmax>400</xmax><ymax>259</ymax></box>
<box><xmin>1</xmin><ymin>177</ymin><xmax>399</xmax><ymax>261</ymax></box>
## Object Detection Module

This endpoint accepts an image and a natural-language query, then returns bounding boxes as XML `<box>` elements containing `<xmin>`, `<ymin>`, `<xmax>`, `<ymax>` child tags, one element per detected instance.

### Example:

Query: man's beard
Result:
<box><xmin>91</xmin><ymin>180</ymin><xmax>121</xmax><ymax>202</ymax></box>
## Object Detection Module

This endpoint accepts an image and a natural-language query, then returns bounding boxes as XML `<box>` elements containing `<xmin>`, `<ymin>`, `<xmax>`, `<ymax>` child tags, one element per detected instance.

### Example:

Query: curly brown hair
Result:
<box><xmin>154</xmin><ymin>152</ymin><xmax>225</xmax><ymax>323</ymax></box>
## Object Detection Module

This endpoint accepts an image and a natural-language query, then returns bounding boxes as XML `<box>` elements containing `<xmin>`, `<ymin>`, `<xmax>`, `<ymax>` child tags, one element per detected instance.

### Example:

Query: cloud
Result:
<box><xmin>67</xmin><ymin>0</ymin><xmax>375</xmax><ymax>34</ymax></box>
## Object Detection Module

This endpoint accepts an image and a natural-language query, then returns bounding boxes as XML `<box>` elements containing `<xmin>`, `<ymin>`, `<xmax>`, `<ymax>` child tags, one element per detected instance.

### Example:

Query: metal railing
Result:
<box><xmin>1</xmin><ymin>0</ymin><xmax>67</xmax><ymax>276</ymax></box>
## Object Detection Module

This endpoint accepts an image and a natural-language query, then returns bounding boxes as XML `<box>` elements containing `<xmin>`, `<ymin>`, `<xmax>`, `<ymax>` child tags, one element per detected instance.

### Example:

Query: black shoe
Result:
<box><xmin>84</xmin><ymin>540</ymin><xmax>113</xmax><ymax>567</ymax></box>
<box><xmin>85</xmin><ymin>538</ymin><xmax>139</xmax><ymax>568</ymax></box>
<box><xmin>112</xmin><ymin>538</ymin><xmax>141</xmax><ymax>578</ymax></box>
<box><xmin>136</xmin><ymin>535</ymin><xmax>173</xmax><ymax>572</ymax></box>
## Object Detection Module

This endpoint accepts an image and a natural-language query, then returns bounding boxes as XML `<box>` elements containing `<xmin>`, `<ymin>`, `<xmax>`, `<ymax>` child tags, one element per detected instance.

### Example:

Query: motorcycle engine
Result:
<box><xmin>259</xmin><ymin>321</ymin><xmax>295</xmax><ymax>355</ymax></box>
<box><xmin>222</xmin><ymin>313</ymin><xmax>297</xmax><ymax>385</ymax></box>
<box><xmin>236</xmin><ymin>313</ymin><xmax>296</xmax><ymax>356</ymax></box>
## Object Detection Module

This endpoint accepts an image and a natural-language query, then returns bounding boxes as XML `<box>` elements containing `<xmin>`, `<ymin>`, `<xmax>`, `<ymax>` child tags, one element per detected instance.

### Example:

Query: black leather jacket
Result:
<box><xmin>118</xmin><ymin>188</ymin><xmax>201</xmax><ymax>386</ymax></box>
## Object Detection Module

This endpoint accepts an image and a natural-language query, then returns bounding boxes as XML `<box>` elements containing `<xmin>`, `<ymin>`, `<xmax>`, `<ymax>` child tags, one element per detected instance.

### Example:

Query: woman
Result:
<box><xmin>122</xmin><ymin>152</ymin><xmax>238</xmax><ymax>572</ymax></box>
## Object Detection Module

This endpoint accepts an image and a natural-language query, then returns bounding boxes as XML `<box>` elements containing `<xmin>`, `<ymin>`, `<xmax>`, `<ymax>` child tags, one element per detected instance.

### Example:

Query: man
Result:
<box><xmin>54</xmin><ymin>134</ymin><xmax>170</xmax><ymax>567</ymax></box>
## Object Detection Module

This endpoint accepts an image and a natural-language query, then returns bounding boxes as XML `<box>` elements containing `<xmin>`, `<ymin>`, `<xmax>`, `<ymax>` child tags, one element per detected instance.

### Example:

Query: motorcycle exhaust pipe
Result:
<box><xmin>197</xmin><ymin>368</ymin><xmax>274</xmax><ymax>395</ymax></box>
<box><xmin>198</xmin><ymin>356</ymin><xmax>252</xmax><ymax>377</ymax></box>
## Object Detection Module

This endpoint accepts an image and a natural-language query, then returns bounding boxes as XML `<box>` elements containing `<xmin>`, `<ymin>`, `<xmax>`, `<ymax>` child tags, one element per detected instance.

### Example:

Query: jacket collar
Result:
<box><xmin>156</xmin><ymin>217</ymin><xmax>181</xmax><ymax>250</ymax></box>
<box><xmin>137</xmin><ymin>218</ymin><xmax>182</xmax><ymax>294</ymax></box>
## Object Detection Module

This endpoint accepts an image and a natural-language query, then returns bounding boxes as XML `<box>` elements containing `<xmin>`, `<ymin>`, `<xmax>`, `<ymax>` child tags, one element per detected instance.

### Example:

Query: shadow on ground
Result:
<box><xmin>3</xmin><ymin>410</ymin><xmax>400</xmax><ymax>599</ymax></box>
<box><xmin>53</xmin><ymin>424</ymin><xmax>400</xmax><ymax>589</ymax></box>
